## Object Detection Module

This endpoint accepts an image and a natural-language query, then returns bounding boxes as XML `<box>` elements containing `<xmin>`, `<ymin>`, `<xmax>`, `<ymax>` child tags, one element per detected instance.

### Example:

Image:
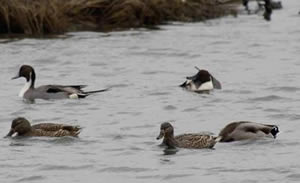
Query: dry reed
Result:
<box><xmin>0</xmin><ymin>0</ymin><xmax>239</xmax><ymax>35</ymax></box>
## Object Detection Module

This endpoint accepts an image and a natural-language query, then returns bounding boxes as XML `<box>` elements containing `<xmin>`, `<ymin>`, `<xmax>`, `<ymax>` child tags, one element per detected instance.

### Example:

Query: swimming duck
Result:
<box><xmin>218</xmin><ymin>121</ymin><xmax>279</xmax><ymax>142</ymax></box>
<box><xmin>180</xmin><ymin>67</ymin><xmax>221</xmax><ymax>93</ymax></box>
<box><xmin>242</xmin><ymin>0</ymin><xmax>250</xmax><ymax>11</ymax></box>
<box><xmin>263</xmin><ymin>0</ymin><xmax>273</xmax><ymax>21</ymax></box>
<box><xmin>5</xmin><ymin>117</ymin><xmax>81</xmax><ymax>137</ymax></box>
<box><xmin>156</xmin><ymin>122</ymin><xmax>218</xmax><ymax>149</ymax></box>
<box><xmin>12</xmin><ymin>65</ymin><xmax>109</xmax><ymax>101</ymax></box>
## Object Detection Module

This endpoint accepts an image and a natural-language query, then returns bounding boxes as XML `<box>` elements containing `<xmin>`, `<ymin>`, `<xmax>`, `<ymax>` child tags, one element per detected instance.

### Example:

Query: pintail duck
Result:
<box><xmin>218</xmin><ymin>121</ymin><xmax>279</xmax><ymax>142</ymax></box>
<box><xmin>180</xmin><ymin>67</ymin><xmax>221</xmax><ymax>93</ymax></box>
<box><xmin>12</xmin><ymin>65</ymin><xmax>109</xmax><ymax>101</ymax></box>
<box><xmin>5</xmin><ymin>117</ymin><xmax>81</xmax><ymax>137</ymax></box>
<box><xmin>156</xmin><ymin>122</ymin><xmax>219</xmax><ymax>149</ymax></box>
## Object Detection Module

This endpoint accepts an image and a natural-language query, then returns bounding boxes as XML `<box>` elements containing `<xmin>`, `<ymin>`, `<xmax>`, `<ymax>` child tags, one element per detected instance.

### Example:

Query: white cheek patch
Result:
<box><xmin>69</xmin><ymin>93</ymin><xmax>79</xmax><ymax>99</ymax></box>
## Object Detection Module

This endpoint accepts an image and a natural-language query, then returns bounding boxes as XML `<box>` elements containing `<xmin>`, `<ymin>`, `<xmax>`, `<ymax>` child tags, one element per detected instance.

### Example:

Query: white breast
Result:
<box><xmin>197</xmin><ymin>80</ymin><xmax>213</xmax><ymax>91</ymax></box>
<box><xmin>19</xmin><ymin>80</ymin><xmax>31</xmax><ymax>97</ymax></box>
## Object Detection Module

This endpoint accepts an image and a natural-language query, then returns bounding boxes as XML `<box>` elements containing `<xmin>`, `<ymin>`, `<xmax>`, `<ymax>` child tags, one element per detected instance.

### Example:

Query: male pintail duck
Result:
<box><xmin>5</xmin><ymin>117</ymin><xmax>81</xmax><ymax>137</ymax></box>
<box><xmin>180</xmin><ymin>67</ymin><xmax>221</xmax><ymax>93</ymax></box>
<box><xmin>218</xmin><ymin>121</ymin><xmax>279</xmax><ymax>142</ymax></box>
<box><xmin>156</xmin><ymin>122</ymin><xmax>219</xmax><ymax>149</ymax></box>
<box><xmin>12</xmin><ymin>65</ymin><xmax>109</xmax><ymax>101</ymax></box>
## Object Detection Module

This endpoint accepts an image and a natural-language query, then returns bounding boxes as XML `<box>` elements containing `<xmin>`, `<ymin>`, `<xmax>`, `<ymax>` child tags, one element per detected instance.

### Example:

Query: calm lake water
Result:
<box><xmin>1</xmin><ymin>1</ymin><xmax>300</xmax><ymax>182</ymax></box>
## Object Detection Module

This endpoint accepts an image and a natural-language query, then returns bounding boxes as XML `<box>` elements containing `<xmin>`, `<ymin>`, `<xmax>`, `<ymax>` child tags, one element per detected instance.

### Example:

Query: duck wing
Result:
<box><xmin>32</xmin><ymin>123</ymin><xmax>81</xmax><ymax>132</ymax></box>
<box><xmin>32</xmin><ymin>128</ymin><xmax>81</xmax><ymax>137</ymax></box>
<box><xmin>63</xmin><ymin>85</ymin><xmax>87</xmax><ymax>90</ymax></box>
<box><xmin>211</xmin><ymin>76</ymin><xmax>222</xmax><ymax>89</ymax></box>
<box><xmin>44</xmin><ymin>85</ymin><xmax>84</xmax><ymax>94</ymax></box>
<box><xmin>39</xmin><ymin>85</ymin><xmax>109</xmax><ymax>98</ymax></box>
<box><xmin>175</xmin><ymin>134</ymin><xmax>217</xmax><ymax>149</ymax></box>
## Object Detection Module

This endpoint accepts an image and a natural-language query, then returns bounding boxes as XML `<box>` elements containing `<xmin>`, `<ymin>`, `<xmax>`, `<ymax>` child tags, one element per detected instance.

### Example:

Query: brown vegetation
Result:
<box><xmin>0</xmin><ymin>0</ymin><xmax>239</xmax><ymax>35</ymax></box>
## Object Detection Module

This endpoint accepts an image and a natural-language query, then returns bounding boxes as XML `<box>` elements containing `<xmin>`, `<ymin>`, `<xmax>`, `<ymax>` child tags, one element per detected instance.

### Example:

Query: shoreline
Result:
<box><xmin>0</xmin><ymin>0</ymin><xmax>240</xmax><ymax>36</ymax></box>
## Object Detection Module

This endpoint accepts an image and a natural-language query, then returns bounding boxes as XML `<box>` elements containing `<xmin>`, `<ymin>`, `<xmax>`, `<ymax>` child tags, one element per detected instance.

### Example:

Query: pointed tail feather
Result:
<box><xmin>84</xmin><ymin>88</ymin><xmax>110</xmax><ymax>94</ymax></box>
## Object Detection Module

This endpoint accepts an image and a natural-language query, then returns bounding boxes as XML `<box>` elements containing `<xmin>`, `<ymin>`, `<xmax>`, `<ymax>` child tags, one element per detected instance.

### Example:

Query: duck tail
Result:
<box><xmin>84</xmin><ymin>87</ymin><xmax>110</xmax><ymax>94</ymax></box>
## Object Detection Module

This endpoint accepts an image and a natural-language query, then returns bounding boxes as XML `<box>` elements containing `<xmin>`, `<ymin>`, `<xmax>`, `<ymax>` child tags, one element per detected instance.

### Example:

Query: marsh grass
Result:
<box><xmin>0</xmin><ymin>0</ymin><xmax>239</xmax><ymax>35</ymax></box>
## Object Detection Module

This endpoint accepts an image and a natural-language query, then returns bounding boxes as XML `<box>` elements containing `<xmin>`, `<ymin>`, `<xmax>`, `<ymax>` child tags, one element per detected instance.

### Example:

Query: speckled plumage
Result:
<box><xmin>6</xmin><ymin>117</ymin><xmax>81</xmax><ymax>137</ymax></box>
<box><xmin>157</xmin><ymin>122</ymin><xmax>218</xmax><ymax>149</ymax></box>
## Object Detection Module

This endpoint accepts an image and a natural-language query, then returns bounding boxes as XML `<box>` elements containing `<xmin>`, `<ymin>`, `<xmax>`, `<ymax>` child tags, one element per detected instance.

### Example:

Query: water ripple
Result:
<box><xmin>100</xmin><ymin>166</ymin><xmax>152</xmax><ymax>173</ymax></box>
<box><xmin>17</xmin><ymin>175</ymin><xmax>45</xmax><ymax>182</ymax></box>
<box><xmin>266</xmin><ymin>87</ymin><xmax>300</xmax><ymax>92</ymax></box>
<box><xmin>40</xmin><ymin>164</ymin><xmax>93</xmax><ymax>171</ymax></box>
<box><xmin>249</xmin><ymin>95</ymin><xmax>289</xmax><ymax>102</ymax></box>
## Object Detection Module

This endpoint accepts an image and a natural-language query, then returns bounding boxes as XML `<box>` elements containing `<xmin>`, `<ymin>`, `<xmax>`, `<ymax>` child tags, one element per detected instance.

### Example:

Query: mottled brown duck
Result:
<box><xmin>156</xmin><ymin>122</ymin><xmax>218</xmax><ymax>149</ymax></box>
<box><xmin>5</xmin><ymin>117</ymin><xmax>81</xmax><ymax>137</ymax></box>
<box><xmin>218</xmin><ymin>121</ymin><xmax>279</xmax><ymax>142</ymax></box>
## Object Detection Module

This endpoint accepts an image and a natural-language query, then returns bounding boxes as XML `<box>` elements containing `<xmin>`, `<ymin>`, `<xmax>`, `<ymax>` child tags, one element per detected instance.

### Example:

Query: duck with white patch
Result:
<box><xmin>180</xmin><ymin>67</ymin><xmax>221</xmax><ymax>93</ymax></box>
<box><xmin>218</xmin><ymin>121</ymin><xmax>279</xmax><ymax>142</ymax></box>
<box><xmin>12</xmin><ymin>65</ymin><xmax>109</xmax><ymax>101</ymax></box>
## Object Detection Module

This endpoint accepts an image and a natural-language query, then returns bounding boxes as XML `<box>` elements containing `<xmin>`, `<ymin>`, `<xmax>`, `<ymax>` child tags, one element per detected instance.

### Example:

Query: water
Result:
<box><xmin>1</xmin><ymin>1</ymin><xmax>300</xmax><ymax>182</ymax></box>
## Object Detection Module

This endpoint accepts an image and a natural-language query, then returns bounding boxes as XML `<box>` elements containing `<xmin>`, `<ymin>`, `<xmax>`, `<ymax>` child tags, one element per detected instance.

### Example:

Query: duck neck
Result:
<box><xmin>164</xmin><ymin>134</ymin><xmax>179</xmax><ymax>148</ymax></box>
<box><xmin>29</xmin><ymin>70</ymin><xmax>36</xmax><ymax>88</ymax></box>
<box><xmin>17</xmin><ymin>126</ymin><xmax>33</xmax><ymax>136</ymax></box>
<box><xmin>19</xmin><ymin>73</ymin><xmax>35</xmax><ymax>97</ymax></box>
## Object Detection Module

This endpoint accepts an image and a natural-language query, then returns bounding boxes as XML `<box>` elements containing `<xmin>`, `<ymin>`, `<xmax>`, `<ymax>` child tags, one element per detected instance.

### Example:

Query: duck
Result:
<box><xmin>242</xmin><ymin>0</ymin><xmax>250</xmax><ymax>11</ymax></box>
<box><xmin>263</xmin><ymin>0</ymin><xmax>273</xmax><ymax>21</ymax></box>
<box><xmin>180</xmin><ymin>67</ymin><xmax>221</xmax><ymax>93</ymax></box>
<box><xmin>12</xmin><ymin>65</ymin><xmax>109</xmax><ymax>101</ymax></box>
<box><xmin>156</xmin><ymin>122</ymin><xmax>219</xmax><ymax>149</ymax></box>
<box><xmin>5</xmin><ymin>117</ymin><xmax>81</xmax><ymax>137</ymax></box>
<box><xmin>218</xmin><ymin>121</ymin><xmax>279</xmax><ymax>142</ymax></box>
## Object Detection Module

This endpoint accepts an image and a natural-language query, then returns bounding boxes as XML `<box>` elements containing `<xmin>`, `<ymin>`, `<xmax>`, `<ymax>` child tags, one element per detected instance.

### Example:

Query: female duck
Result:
<box><xmin>5</xmin><ymin>117</ymin><xmax>81</xmax><ymax>137</ymax></box>
<box><xmin>156</xmin><ymin>122</ymin><xmax>218</xmax><ymax>149</ymax></box>
<box><xmin>180</xmin><ymin>67</ymin><xmax>221</xmax><ymax>93</ymax></box>
<box><xmin>218</xmin><ymin>121</ymin><xmax>279</xmax><ymax>142</ymax></box>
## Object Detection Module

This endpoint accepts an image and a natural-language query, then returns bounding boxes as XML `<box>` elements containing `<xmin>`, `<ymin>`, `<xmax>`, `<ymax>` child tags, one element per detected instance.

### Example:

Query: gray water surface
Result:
<box><xmin>1</xmin><ymin>1</ymin><xmax>300</xmax><ymax>182</ymax></box>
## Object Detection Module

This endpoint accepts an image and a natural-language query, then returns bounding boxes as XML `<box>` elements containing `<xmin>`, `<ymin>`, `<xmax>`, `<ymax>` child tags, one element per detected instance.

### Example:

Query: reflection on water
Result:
<box><xmin>163</xmin><ymin>147</ymin><xmax>179</xmax><ymax>156</ymax></box>
<box><xmin>1</xmin><ymin>0</ymin><xmax>300</xmax><ymax>182</ymax></box>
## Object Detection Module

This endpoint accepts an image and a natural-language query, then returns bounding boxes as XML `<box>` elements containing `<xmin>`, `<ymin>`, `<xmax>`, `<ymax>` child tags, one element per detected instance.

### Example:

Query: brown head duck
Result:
<box><xmin>180</xmin><ymin>67</ymin><xmax>221</xmax><ymax>93</ymax></box>
<box><xmin>5</xmin><ymin>117</ymin><xmax>81</xmax><ymax>137</ymax></box>
<box><xmin>218</xmin><ymin>121</ymin><xmax>279</xmax><ymax>142</ymax></box>
<box><xmin>12</xmin><ymin>65</ymin><xmax>109</xmax><ymax>101</ymax></box>
<box><xmin>156</xmin><ymin>122</ymin><xmax>219</xmax><ymax>149</ymax></box>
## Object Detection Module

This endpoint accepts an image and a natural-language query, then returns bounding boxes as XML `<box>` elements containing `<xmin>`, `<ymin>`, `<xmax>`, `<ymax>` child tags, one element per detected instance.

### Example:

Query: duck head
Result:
<box><xmin>12</xmin><ymin>65</ymin><xmax>36</xmax><ymax>83</ymax></box>
<box><xmin>6</xmin><ymin>117</ymin><xmax>32</xmax><ymax>137</ymax></box>
<box><xmin>12</xmin><ymin>65</ymin><xmax>36</xmax><ymax>98</ymax></box>
<box><xmin>156</xmin><ymin>122</ymin><xmax>174</xmax><ymax>140</ymax></box>
<box><xmin>270</xmin><ymin>126</ymin><xmax>279</xmax><ymax>138</ymax></box>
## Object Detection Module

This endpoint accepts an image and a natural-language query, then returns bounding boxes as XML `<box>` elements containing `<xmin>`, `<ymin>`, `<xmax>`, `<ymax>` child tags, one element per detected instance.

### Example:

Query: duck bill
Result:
<box><xmin>156</xmin><ymin>130</ymin><xmax>165</xmax><ymax>140</ymax></box>
<box><xmin>11</xmin><ymin>75</ymin><xmax>20</xmax><ymax>80</ymax></box>
<box><xmin>5</xmin><ymin>128</ymin><xmax>15</xmax><ymax>137</ymax></box>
